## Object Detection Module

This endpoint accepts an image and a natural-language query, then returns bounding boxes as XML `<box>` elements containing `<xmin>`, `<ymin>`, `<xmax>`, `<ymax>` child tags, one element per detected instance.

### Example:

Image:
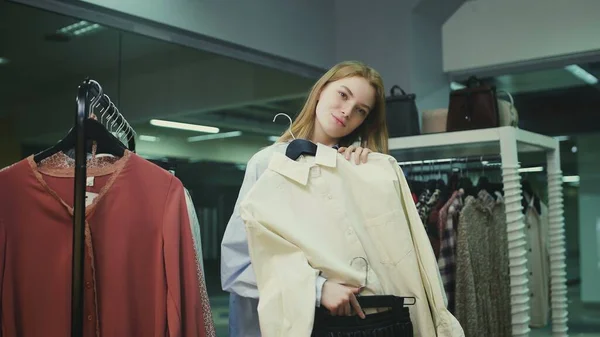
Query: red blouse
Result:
<box><xmin>0</xmin><ymin>151</ymin><xmax>215</xmax><ymax>337</ymax></box>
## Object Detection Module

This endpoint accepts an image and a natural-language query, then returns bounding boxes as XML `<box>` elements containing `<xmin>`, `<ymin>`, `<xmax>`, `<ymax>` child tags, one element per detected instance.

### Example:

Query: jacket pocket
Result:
<box><xmin>364</xmin><ymin>209</ymin><xmax>413</xmax><ymax>265</ymax></box>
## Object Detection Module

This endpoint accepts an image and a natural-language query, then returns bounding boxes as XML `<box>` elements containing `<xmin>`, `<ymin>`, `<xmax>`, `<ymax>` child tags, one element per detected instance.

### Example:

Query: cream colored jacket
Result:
<box><xmin>240</xmin><ymin>144</ymin><xmax>464</xmax><ymax>337</ymax></box>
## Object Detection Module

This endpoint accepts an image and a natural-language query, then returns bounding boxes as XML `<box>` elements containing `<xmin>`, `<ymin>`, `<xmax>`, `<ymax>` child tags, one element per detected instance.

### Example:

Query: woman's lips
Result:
<box><xmin>332</xmin><ymin>114</ymin><xmax>346</xmax><ymax>127</ymax></box>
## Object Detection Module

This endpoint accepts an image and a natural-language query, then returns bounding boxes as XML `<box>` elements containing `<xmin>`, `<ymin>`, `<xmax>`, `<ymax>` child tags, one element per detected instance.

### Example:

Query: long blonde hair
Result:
<box><xmin>278</xmin><ymin>61</ymin><xmax>389</xmax><ymax>154</ymax></box>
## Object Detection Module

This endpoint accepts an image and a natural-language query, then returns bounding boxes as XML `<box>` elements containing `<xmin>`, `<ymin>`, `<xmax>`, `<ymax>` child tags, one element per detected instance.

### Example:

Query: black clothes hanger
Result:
<box><xmin>521</xmin><ymin>179</ymin><xmax>541</xmax><ymax>214</ymax></box>
<box><xmin>448</xmin><ymin>172</ymin><xmax>460</xmax><ymax>191</ymax></box>
<box><xmin>285</xmin><ymin>139</ymin><xmax>317</xmax><ymax>160</ymax></box>
<box><xmin>477</xmin><ymin>176</ymin><xmax>491</xmax><ymax>194</ymax></box>
<box><xmin>426</xmin><ymin>178</ymin><xmax>437</xmax><ymax>191</ymax></box>
<box><xmin>271</xmin><ymin>112</ymin><xmax>319</xmax><ymax>161</ymax></box>
<box><xmin>34</xmin><ymin>118</ymin><xmax>126</xmax><ymax>163</ymax></box>
<box><xmin>458</xmin><ymin>177</ymin><xmax>476</xmax><ymax>197</ymax></box>
<box><xmin>358</xmin><ymin>295</ymin><xmax>415</xmax><ymax>310</ymax></box>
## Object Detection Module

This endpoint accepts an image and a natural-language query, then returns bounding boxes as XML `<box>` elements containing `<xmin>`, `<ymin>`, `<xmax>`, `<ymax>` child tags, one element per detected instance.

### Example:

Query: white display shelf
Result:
<box><xmin>388</xmin><ymin>126</ymin><xmax>568</xmax><ymax>337</ymax></box>
<box><xmin>389</xmin><ymin>127</ymin><xmax>558</xmax><ymax>161</ymax></box>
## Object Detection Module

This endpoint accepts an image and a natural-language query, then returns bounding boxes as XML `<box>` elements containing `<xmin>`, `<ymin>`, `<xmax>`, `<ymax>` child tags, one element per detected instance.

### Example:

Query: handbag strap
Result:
<box><xmin>466</xmin><ymin>75</ymin><xmax>483</xmax><ymax>88</ymax></box>
<box><xmin>390</xmin><ymin>85</ymin><xmax>407</xmax><ymax>96</ymax></box>
<box><xmin>496</xmin><ymin>90</ymin><xmax>514</xmax><ymax>105</ymax></box>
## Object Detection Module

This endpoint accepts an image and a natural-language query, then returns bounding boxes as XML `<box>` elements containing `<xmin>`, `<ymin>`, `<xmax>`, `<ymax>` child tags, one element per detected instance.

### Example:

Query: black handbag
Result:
<box><xmin>385</xmin><ymin>85</ymin><xmax>421</xmax><ymax>137</ymax></box>
<box><xmin>446</xmin><ymin>76</ymin><xmax>500</xmax><ymax>132</ymax></box>
<box><xmin>311</xmin><ymin>295</ymin><xmax>414</xmax><ymax>337</ymax></box>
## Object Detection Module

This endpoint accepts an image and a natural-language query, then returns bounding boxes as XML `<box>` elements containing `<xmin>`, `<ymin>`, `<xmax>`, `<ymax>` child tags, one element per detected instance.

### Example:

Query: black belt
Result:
<box><xmin>311</xmin><ymin>295</ymin><xmax>414</xmax><ymax>337</ymax></box>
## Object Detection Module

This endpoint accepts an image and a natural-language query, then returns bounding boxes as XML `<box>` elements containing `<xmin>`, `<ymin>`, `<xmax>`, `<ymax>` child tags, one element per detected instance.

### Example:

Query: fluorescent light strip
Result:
<box><xmin>150</xmin><ymin>119</ymin><xmax>219</xmax><ymax>133</ymax></box>
<box><xmin>58</xmin><ymin>20</ymin><xmax>89</xmax><ymax>34</ymax></box>
<box><xmin>450</xmin><ymin>82</ymin><xmax>466</xmax><ymax>90</ymax></box>
<box><xmin>57</xmin><ymin>20</ymin><xmax>103</xmax><ymax>36</ymax></box>
<box><xmin>565</xmin><ymin>64</ymin><xmax>599</xmax><ymax>85</ymax></box>
<box><xmin>398</xmin><ymin>158</ymin><xmax>453</xmax><ymax>166</ymax></box>
<box><xmin>268</xmin><ymin>136</ymin><xmax>280</xmax><ymax>142</ymax></box>
<box><xmin>0</xmin><ymin>57</ymin><xmax>10</xmax><ymax>65</ymax></box>
<box><xmin>73</xmin><ymin>23</ymin><xmax>101</xmax><ymax>36</ymax></box>
<box><xmin>518</xmin><ymin>166</ymin><xmax>544</xmax><ymax>173</ymax></box>
<box><xmin>139</xmin><ymin>135</ymin><xmax>159</xmax><ymax>142</ymax></box>
<box><xmin>562</xmin><ymin>175</ymin><xmax>580</xmax><ymax>183</ymax></box>
<box><xmin>553</xmin><ymin>135</ymin><xmax>570</xmax><ymax>142</ymax></box>
<box><xmin>188</xmin><ymin>131</ymin><xmax>242</xmax><ymax>142</ymax></box>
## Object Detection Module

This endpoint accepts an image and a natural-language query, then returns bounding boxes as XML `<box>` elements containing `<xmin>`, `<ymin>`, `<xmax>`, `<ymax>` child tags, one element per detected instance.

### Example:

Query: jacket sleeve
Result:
<box><xmin>390</xmin><ymin>160</ymin><xmax>465</xmax><ymax>337</ymax></box>
<box><xmin>220</xmin><ymin>153</ymin><xmax>262</xmax><ymax>298</ymax></box>
<box><xmin>164</xmin><ymin>178</ymin><xmax>215</xmax><ymax>337</ymax></box>
<box><xmin>240</xmin><ymin>175</ymin><xmax>319</xmax><ymax>337</ymax></box>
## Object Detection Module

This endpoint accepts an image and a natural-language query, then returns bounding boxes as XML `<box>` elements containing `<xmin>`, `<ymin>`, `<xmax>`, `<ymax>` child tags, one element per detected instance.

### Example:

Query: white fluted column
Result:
<box><xmin>500</xmin><ymin>128</ymin><xmax>531</xmax><ymax>337</ymax></box>
<box><xmin>546</xmin><ymin>147</ymin><xmax>569</xmax><ymax>336</ymax></box>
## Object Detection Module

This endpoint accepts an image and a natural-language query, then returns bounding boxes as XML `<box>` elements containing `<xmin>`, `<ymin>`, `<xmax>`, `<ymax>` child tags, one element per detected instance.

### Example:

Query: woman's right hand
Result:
<box><xmin>320</xmin><ymin>281</ymin><xmax>366</xmax><ymax>319</ymax></box>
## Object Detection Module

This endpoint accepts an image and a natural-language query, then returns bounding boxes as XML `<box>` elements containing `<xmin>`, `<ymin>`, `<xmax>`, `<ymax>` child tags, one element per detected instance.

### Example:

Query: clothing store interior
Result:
<box><xmin>1</xmin><ymin>1</ymin><xmax>599</xmax><ymax>336</ymax></box>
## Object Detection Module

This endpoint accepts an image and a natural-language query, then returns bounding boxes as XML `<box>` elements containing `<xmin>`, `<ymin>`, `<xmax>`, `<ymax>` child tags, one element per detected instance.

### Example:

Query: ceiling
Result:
<box><xmin>0</xmin><ymin>1</ymin><xmax>313</xmax><ymax>148</ymax></box>
<box><xmin>490</xmin><ymin>64</ymin><xmax>600</xmax><ymax>95</ymax></box>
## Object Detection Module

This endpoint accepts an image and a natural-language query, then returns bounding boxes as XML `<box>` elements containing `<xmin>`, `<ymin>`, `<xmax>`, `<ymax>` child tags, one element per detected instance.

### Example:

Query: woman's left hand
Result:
<box><xmin>338</xmin><ymin>145</ymin><xmax>372</xmax><ymax>165</ymax></box>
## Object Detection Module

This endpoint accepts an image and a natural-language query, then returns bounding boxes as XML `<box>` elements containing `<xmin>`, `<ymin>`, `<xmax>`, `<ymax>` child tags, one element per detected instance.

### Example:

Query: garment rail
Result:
<box><xmin>388</xmin><ymin>127</ymin><xmax>569</xmax><ymax>337</ymax></box>
<box><xmin>70</xmin><ymin>78</ymin><xmax>135</xmax><ymax>337</ymax></box>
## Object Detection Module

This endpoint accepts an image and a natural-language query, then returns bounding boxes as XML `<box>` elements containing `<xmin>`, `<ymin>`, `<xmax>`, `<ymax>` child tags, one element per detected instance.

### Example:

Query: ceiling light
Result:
<box><xmin>57</xmin><ymin>20</ymin><xmax>103</xmax><ymax>37</ymax></box>
<box><xmin>0</xmin><ymin>57</ymin><xmax>9</xmax><ymax>65</ymax></box>
<box><xmin>562</xmin><ymin>175</ymin><xmax>580</xmax><ymax>183</ymax></box>
<box><xmin>188</xmin><ymin>131</ymin><xmax>242</xmax><ymax>142</ymax></box>
<box><xmin>450</xmin><ymin>82</ymin><xmax>466</xmax><ymax>90</ymax></box>
<box><xmin>397</xmin><ymin>158</ymin><xmax>453</xmax><ymax>166</ymax></box>
<box><xmin>553</xmin><ymin>135</ymin><xmax>570</xmax><ymax>142</ymax></box>
<box><xmin>139</xmin><ymin>135</ymin><xmax>160</xmax><ymax>142</ymax></box>
<box><xmin>518</xmin><ymin>166</ymin><xmax>544</xmax><ymax>173</ymax></box>
<box><xmin>150</xmin><ymin>119</ymin><xmax>219</xmax><ymax>133</ymax></box>
<box><xmin>564</xmin><ymin>64</ymin><xmax>598</xmax><ymax>85</ymax></box>
<box><xmin>268</xmin><ymin>136</ymin><xmax>280</xmax><ymax>142</ymax></box>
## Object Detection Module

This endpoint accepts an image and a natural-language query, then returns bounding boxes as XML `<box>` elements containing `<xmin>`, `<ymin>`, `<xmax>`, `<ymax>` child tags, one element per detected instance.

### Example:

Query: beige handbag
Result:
<box><xmin>421</xmin><ymin>109</ymin><xmax>448</xmax><ymax>134</ymax></box>
<box><xmin>420</xmin><ymin>90</ymin><xmax>518</xmax><ymax>134</ymax></box>
<box><xmin>497</xmin><ymin>90</ymin><xmax>519</xmax><ymax>127</ymax></box>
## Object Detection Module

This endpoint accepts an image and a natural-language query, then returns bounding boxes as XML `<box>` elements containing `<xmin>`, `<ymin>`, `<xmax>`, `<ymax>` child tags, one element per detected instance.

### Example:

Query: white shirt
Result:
<box><xmin>240</xmin><ymin>143</ymin><xmax>463</xmax><ymax>337</ymax></box>
<box><xmin>220</xmin><ymin>143</ymin><xmax>327</xmax><ymax>337</ymax></box>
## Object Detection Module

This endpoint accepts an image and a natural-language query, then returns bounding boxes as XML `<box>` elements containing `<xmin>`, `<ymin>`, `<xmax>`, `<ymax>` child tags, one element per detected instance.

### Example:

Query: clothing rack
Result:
<box><xmin>71</xmin><ymin>79</ymin><xmax>135</xmax><ymax>337</ymax></box>
<box><xmin>389</xmin><ymin>127</ymin><xmax>569</xmax><ymax>337</ymax></box>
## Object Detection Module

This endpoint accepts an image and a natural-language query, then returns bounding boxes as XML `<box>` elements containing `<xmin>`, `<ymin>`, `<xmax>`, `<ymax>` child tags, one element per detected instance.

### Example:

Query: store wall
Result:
<box><xmin>77</xmin><ymin>0</ymin><xmax>461</xmax><ymax>111</ymax></box>
<box><xmin>0</xmin><ymin>116</ymin><xmax>21</xmax><ymax>169</ymax></box>
<box><xmin>7</xmin><ymin>0</ymin><xmax>464</xmax><ymax>164</ymax></box>
<box><xmin>577</xmin><ymin>133</ymin><xmax>600</xmax><ymax>303</ymax></box>
<box><xmin>79</xmin><ymin>0</ymin><xmax>336</xmax><ymax>70</ymax></box>
<box><xmin>334</xmin><ymin>0</ymin><xmax>462</xmax><ymax>117</ymax></box>
<box><xmin>443</xmin><ymin>0</ymin><xmax>600</xmax><ymax>73</ymax></box>
<box><xmin>9</xmin><ymin>50</ymin><xmax>309</xmax><ymax>164</ymax></box>
<box><xmin>135</xmin><ymin>136</ymin><xmax>272</xmax><ymax>165</ymax></box>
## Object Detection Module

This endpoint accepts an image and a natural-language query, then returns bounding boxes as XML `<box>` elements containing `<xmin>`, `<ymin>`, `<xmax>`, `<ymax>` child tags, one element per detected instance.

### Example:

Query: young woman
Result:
<box><xmin>220</xmin><ymin>60</ymin><xmax>389</xmax><ymax>337</ymax></box>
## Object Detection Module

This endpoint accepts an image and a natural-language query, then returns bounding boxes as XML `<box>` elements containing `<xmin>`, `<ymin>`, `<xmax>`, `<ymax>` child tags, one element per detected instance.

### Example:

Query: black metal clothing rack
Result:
<box><xmin>71</xmin><ymin>79</ymin><xmax>134</xmax><ymax>337</ymax></box>
<box><xmin>71</xmin><ymin>81</ymin><xmax>89</xmax><ymax>337</ymax></box>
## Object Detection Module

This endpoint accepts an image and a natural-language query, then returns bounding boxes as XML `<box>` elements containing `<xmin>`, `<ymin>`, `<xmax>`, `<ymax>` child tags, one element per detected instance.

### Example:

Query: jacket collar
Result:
<box><xmin>268</xmin><ymin>143</ymin><xmax>337</xmax><ymax>185</ymax></box>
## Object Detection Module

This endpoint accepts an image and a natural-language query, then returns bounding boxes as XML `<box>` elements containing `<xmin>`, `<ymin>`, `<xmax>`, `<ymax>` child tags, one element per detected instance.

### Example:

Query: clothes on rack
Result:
<box><xmin>455</xmin><ymin>190</ymin><xmax>512</xmax><ymax>337</ymax></box>
<box><xmin>240</xmin><ymin>144</ymin><xmax>463</xmax><ymax>337</ymax></box>
<box><xmin>185</xmin><ymin>188</ymin><xmax>206</xmax><ymax>275</ymax></box>
<box><xmin>524</xmin><ymin>191</ymin><xmax>551</xmax><ymax>328</ymax></box>
<box><xmin>437</xmin><ymin>190</ymin><xmax>464</xmax><ymax>313</ymax></box>
<box><xmin>0</xmin><ymin>151</ymin><xmax>215</xmax><ymax>337</ymax></box>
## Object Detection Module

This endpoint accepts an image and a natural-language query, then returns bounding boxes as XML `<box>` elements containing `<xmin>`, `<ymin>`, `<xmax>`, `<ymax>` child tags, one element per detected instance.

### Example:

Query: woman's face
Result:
<box><xmin>313</xmin><ymin>76</ymin><xmax>375</xmax><ymax>145</ymax></box>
